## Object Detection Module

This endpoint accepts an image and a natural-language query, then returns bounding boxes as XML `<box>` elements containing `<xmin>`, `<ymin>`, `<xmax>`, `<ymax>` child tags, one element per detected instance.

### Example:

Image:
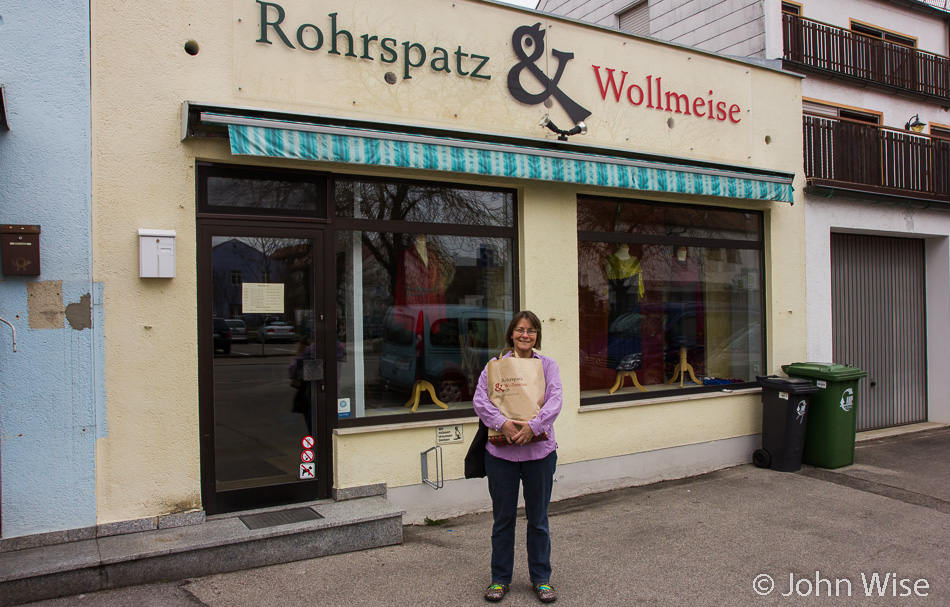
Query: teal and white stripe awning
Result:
<box><xmin>198</xmin><ymin>111</ymin><xmax>793</xmax><ymax>203</ymax></box>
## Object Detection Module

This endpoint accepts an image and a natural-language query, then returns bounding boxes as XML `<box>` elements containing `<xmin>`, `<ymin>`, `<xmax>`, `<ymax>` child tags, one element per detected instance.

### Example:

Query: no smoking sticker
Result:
<box><xmin>301</xmin><ymin>449</ymin><xmax>315</xmax><ymax>463</ymax></box>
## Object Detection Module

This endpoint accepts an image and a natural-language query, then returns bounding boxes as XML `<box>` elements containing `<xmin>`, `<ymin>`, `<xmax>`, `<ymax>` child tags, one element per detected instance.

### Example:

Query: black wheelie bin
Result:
<box><xmin>753</xmin><ymin>375</ymin><xmax>820</xmax><ymax>472</ymax></box>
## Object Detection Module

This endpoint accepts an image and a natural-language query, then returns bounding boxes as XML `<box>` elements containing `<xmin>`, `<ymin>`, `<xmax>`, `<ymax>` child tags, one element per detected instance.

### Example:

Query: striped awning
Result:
<box><xmin>199</xmin><ymin>111</ymin><xmax>793</xmax><ymax>203</ymax></box>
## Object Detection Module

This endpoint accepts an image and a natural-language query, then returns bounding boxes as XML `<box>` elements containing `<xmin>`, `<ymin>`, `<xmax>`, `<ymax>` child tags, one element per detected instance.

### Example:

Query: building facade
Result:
<box><xmin>3</xmin><ymin>0</ymin><xmax>806</xmax><ymax>540</ymax></box>
<box><xmin>540</xmin><ymin>0</ymin><xmax>950</xmax><ymax>433</ymax></box>
<box><xmin>0</xmin><ymin>0</ymin><xmax>99</xmax><ymax>539</ymax></box>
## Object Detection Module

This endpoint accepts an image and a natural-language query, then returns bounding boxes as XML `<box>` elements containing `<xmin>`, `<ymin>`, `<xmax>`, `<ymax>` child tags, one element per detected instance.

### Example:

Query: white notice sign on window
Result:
<box><xmin>242</xmin><ymin>283</ymin><xmax>284</xmax><ymax>314</ymax></box>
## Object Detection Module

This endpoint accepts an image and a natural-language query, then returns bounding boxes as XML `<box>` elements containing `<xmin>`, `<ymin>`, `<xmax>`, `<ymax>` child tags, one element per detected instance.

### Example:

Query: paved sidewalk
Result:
<box><xmin>16</xmin><ymin>426</ymin><xmax>950</xmax><ymax>607</ymax></box>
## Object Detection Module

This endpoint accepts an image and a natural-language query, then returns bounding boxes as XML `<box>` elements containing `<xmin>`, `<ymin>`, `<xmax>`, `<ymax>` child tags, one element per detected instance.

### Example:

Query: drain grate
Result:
<box><xmin>239</xmin><ymin>507</ymin><xmax>324</xmax><ymax>530</ymax></box>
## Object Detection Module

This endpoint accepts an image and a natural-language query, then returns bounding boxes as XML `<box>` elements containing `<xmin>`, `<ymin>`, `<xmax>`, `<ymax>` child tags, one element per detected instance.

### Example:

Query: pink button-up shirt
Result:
<box><xmin>472</xmin><ymin>350</ymin><xmax>563</xmax><ymax>462</ymax></box>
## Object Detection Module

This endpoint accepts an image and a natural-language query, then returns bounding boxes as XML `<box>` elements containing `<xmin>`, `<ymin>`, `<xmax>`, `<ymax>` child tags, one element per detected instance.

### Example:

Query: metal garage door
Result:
<box><xmin>831</xmin><ymin>233</ymin><xmax>928</xmax><ymax>430</ymax></box>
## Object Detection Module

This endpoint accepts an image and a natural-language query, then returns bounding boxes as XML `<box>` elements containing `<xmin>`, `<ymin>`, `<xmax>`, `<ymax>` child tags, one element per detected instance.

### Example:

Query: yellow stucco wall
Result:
<box><xmin>92</xmin><ymin>0</ymin><xmax>805</xmax><ymax>521</ymax></box>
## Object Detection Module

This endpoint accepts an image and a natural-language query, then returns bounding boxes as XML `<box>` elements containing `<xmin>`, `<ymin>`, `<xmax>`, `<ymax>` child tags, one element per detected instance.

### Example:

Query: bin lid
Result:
<box><xmin>756</xmin><ymin>375</ymin><xmax>820</xmax><ymax>394</ymax></box>
<box><xmin>781</xmin><ymin>362</ymin><xmax>868</xmax><ymax>381</ymax></box>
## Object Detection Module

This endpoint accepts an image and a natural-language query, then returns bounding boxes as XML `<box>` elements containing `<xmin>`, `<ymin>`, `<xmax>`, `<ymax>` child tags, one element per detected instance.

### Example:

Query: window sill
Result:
<box><xmin>334</xmin><ymin>416</ymin><xmax>477</xmax><ymax>435</ymax></box>
<box><xmin>579</xmin><ymin>387</ymin><xmax>761</xmax><ymax>413</ymax></box>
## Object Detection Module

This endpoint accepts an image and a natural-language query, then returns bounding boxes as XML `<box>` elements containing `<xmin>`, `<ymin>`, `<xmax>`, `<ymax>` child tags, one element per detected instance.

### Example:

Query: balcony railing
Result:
<box><xmin>803</xmin><ymin>115</ymin><xmax>950</xmax><ymax>203</ymax></box>
<box><xmin>784</xmin><ymin>13</ymin><xmax>950</xmax><ymax>101</ymax></box>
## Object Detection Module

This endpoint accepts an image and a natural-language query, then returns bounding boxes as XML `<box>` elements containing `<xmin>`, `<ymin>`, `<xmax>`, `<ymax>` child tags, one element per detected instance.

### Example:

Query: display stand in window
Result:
<box><xmin>606</xmin><ymin>244</ymin><xmax>647</xmax><ymax>393</ymax></box>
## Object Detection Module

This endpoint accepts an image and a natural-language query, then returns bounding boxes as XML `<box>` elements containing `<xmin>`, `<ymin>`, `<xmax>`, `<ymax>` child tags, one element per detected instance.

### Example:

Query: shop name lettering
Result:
<box><xmin>494</xmin><ymin>378</ymin><xmax>527</xmax><ymax>393</ymax></box>
<box><xmin>255</xmin><ymin>1</ymin><xmax>491</xmax><ymax>80</ymax></box>
<box><xmin>592</xmin><ymin>66</ymin><xmax>742</xmax><ymax>123</ymax></box>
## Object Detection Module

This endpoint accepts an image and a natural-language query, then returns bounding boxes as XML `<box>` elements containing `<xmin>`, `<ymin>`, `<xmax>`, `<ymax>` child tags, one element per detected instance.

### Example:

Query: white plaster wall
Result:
<box><xmin>803</xmin><ymin>195</ymin><xmax>950</xmax><ymax>424</ymax></box>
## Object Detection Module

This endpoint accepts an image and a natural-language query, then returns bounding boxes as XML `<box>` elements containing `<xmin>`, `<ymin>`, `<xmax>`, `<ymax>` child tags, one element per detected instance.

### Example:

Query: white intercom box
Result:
<box><xmin>139</xmin><ymin>229</ymin><xmax>176</xmax><ymax>278</ymax></box>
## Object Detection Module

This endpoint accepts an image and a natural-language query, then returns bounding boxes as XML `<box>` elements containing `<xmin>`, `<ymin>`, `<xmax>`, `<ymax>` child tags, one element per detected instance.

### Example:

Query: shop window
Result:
<box><xmin>577</xmin><ymin>197</ymin><xmax>765</xmax><ymax>404</ymax></box>
<box><xmin>335</xmin><ymin>179</ymin><xmax>516</xmax><ymax>423</ymax></box>
<box><xmin>199</xmin><ymin>163</ymin><xmax>327</xmax><ymax>218</ymax></box>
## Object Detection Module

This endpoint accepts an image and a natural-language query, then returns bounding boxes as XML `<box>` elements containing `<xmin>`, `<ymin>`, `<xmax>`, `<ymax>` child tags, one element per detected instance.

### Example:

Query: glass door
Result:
<box><xmin>199</xmin><ymin>223</ymin><xmax>329</xmax><ymax>514</ymax></box>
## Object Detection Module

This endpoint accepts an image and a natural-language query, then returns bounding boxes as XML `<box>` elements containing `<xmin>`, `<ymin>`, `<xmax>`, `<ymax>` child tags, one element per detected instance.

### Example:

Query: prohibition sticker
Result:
<box><xmin>301</xmin><ymin>449</ymin><xmax>315</xmax><ymax>463</ymax></box>
<box><xmin>301</xmin><ymin>436</ymin><xmax>314</xmax><ymax>449</ymax></box>
<box><xmin>300</xmin><ymin>463</ymin><xmax>315</xmax><ymax>479</ymax></box>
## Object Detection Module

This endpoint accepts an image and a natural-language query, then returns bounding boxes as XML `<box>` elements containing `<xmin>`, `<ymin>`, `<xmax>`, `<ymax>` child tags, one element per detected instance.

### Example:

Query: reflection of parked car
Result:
<box><xmin>225</xmin><ymin>319</ymin><xmax>247</xmax><ymax>342</ymax></box>
<box><xmin>258</xmin><ymin>320</ymin><xmax>297</xmax><ymax>342</ymax></box>
<box><xmin>213</xmin><ymin>317</ymin><xmax>232</xmax><ymax>354</ymax></box>
<box><xmin>380</xmin><ymin>305</ymin><xmax>508</xmax><ymax>403</ymax></box>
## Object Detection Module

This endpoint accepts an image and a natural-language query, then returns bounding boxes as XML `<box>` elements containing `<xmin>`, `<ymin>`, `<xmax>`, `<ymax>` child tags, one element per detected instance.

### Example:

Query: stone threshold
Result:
<box><xmin>0</xmin><ymin>495</ymin><xmax>403</xmax><ymax>607</ymax></box>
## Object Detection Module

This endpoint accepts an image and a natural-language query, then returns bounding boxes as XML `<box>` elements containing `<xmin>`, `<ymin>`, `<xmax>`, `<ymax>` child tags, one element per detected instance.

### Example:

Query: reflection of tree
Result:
<box><xmin>210</xmin><ymin>177</ymin><xmax>317</xmax><ymax>212</ymax></box>
<box><xmin>230</xmin><ymin>236</ymin><xmax>285</xmax><ymax>283</ymax></box>
<box><xmin>340</xmin><ymin>182</ymin><xmax>509</xmax><ymax>298</ymax></box>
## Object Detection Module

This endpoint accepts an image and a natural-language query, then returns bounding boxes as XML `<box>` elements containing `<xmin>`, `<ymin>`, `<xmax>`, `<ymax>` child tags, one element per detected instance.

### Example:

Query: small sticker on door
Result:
<box><xmin>299</xmin><ymin>463</ymin><xmax>315</xmax><ymax>479</ymax></box>
<box><xmin>338</xmin><ymin>398</ymin><xmax>351</xmax><ymax>418</ymax></box>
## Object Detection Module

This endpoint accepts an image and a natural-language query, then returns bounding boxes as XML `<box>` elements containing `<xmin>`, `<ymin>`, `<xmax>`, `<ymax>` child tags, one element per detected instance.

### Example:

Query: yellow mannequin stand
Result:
<box><xmin>609</xmin><ymin>370</ymin><xmax>647</xmax><ymax>394</ymax></box>
<box><xmin>667</xmin><ymin>346</ymin><xmax>701</xmax><ymax>387</ymax></box>
<box><xmin>404</xmin><ymin>380</ymin><xmax>449</xmax><ymax>413</ymax></box>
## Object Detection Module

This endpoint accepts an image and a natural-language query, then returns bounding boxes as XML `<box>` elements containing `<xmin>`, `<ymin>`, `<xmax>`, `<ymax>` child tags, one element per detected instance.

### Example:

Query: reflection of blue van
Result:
<box><xmin>380</xmin><ymin>305</ymin><xmax>509</xmax><ymax>402</ymax></box>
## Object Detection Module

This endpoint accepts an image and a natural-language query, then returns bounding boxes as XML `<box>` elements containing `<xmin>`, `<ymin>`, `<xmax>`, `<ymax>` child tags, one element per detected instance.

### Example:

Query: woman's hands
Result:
<box><xmin>500</xmin><ymin>420</ymin><xmax>536</xmax><ymax>445</ymax></box>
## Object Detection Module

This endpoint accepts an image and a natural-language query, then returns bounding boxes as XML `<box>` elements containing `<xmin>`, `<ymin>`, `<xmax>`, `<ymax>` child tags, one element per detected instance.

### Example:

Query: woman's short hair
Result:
<box><xmin>504</xmin><ymin>310</ymin><xmax>542</xmax><ymax>349</ymax></box>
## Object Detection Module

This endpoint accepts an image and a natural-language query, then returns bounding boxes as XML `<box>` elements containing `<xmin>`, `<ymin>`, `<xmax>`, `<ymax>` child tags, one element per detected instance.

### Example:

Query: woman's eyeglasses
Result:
<box><xmin>513</xmin><ymin>328</ymin><xmax>538</xmax><ymax>336</ymax></box>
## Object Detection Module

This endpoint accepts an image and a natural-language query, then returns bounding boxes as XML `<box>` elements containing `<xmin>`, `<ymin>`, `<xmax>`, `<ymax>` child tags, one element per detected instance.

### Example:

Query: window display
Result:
<box><xmin>578</xmin><ymin>197</ymin><xmax>765</xmax><ymax>402</ymax></box>
<box><xmin>335</xmin><ymin>179</ymin><xmax>516</xmax><ymax>421</ymax></box>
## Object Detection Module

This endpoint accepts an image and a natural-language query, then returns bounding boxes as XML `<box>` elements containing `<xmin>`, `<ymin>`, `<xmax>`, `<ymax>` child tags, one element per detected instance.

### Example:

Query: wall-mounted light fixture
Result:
<box><xmin>905</xmin><ymin>114</ymin><xmax>926</xmax><ymax>133</ymax></box>
<box><xmin>539</xmin><ymin>114</ymin><xmax>587</xmax><ymax>141</ymax></box>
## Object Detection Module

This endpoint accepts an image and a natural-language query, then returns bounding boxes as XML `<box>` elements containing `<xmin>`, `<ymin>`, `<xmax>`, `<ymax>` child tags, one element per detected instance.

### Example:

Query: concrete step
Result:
<box><xmin>0</xmin><ymin>496</ymin><xmax>403</xmax><ymax>606</ymax></box>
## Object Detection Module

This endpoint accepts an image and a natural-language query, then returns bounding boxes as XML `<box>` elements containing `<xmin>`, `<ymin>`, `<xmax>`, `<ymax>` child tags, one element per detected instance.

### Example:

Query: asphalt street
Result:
<box><xmin>19</xmin><ymin>427</ymin><xmax>950</xmax><ymax>607</ymax></box>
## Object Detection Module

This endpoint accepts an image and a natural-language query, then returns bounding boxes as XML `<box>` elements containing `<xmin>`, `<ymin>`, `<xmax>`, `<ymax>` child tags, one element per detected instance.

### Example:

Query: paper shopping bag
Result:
<box><xmin>485</xmin><ymin>351</ymin><xmax>546</xmax><ymax>443</ymax></box>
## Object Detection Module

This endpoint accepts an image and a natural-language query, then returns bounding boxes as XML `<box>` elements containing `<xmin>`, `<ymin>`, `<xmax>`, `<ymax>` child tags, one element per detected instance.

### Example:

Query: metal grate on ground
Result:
<box><xmin>239</xmin><ymin>507</ymin><xmax>324</xmax><ymax>530</ymax></box>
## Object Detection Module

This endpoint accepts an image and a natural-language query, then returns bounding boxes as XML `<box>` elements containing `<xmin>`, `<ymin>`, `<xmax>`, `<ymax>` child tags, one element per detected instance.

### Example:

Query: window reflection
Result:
<box><xmin>211</xmin><ymin>235</ymin><xmax>316</xmax><ymax>490</ymax></box>
<box><xmin>207</xmin><ymin>175</ymin><xmax>325</xmax><ymax>216</ymax></box>
<box><xmin>335</xmin><ymin>180</ymin><xmax>513</xmax><ymax>226</ymax></box>
<box><xmin>336</xmin><ymin>229</ymin><xmax>513</xmax><ymax>418</ymax></box>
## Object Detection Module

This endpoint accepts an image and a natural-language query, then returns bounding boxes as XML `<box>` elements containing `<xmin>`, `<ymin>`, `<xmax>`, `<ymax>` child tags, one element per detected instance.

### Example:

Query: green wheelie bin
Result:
<box><xmin>781</xmin><ymin>363</ymin><xmax>868</xmax><ymax>468</ymax></box>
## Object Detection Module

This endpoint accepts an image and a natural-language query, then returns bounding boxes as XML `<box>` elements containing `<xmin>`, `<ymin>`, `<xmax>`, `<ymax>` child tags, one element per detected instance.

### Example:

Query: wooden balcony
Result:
<box><xmin>803</xmin><ymin>115</ymin><xmax>950</xmax><ymax>204</ymax></box>
<box><xmin>783</xmin><ymin>13</ymin><xmax>950</xmax><ymax>102</ymax></box>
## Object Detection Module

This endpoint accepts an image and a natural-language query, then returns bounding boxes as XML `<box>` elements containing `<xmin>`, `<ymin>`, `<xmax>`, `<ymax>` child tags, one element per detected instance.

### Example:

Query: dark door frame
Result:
<box><xmin>197</xmin><ymin>218</ymin><xmax>334</xmax><ymax>514</ymax></box>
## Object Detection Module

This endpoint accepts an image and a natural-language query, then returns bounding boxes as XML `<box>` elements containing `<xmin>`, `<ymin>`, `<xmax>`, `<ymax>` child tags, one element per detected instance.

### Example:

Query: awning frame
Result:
<box><xmin>182</xmin><ymin>101</ymin><xmax>794</xmax><ymax>203</ymax></box>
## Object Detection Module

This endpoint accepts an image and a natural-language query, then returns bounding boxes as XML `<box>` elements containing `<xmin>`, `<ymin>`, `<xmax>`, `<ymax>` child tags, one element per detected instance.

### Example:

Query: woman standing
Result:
<box><xmin>473</xmin><ymin>311</ymin><xmax>562</xmax><ymax>603</ymax></box>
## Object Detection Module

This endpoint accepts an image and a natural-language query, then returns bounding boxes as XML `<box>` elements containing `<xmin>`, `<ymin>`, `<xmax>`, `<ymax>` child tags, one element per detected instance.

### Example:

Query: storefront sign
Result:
<box><xmin>507</xmin><ymin>23</ymin><xmax>590</xmax><ymax>125</ymax></box>
<box><xmin>235</xmin><ymin>0</ymin><xmax>759</xmax><ymax>163</ymax></box>
<box><xmin>592</xmin><ymin>66</ymin><xmax>742</xmax><ymax>123</ymax></box>
<box><xmin>255</xmin><ymin>1</ymin><xmax>491</xmax><ymax>81</ymax></box>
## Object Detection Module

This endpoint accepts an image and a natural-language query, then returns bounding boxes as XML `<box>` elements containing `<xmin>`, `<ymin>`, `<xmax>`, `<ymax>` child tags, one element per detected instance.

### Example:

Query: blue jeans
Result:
<box><xmin>485</xmin><ymin>450</ymin><xmax>557</xmax><ymax>585</ymax></box>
